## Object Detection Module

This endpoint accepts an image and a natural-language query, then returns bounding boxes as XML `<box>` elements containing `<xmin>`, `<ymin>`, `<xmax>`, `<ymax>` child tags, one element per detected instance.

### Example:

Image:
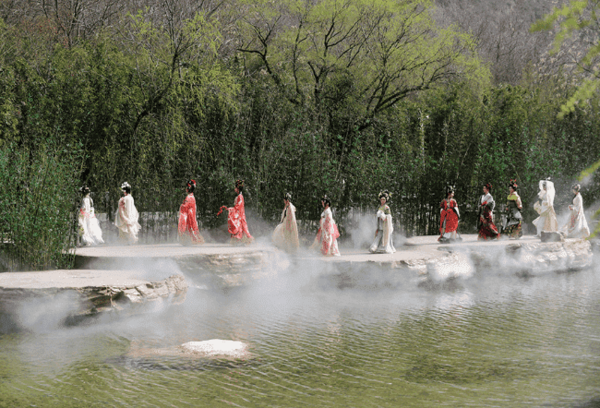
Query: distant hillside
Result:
<box><xmin>435</xmin><ymin>0</ymin><xmax>575</xmax><ymax>84</ymax></box>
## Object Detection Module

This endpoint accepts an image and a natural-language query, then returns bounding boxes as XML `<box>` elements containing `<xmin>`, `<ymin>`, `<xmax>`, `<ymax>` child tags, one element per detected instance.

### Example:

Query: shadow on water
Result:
<box><xmin>574</xmin><ymin>398</ymin><xmax>600</xmax><ymax>408</ymax></box>
<box><xmin>106</xmin><ymin>355</ymin><xmax>259</xmax><ymax>372</ymax></box>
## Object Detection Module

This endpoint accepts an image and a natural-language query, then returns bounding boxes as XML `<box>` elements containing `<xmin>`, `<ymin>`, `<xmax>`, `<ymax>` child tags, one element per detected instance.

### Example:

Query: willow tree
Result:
<box><xmin>237</xmin><ymin>0</ymin><xmax>483</xmax><ymax>126</ymax></box>
<box><xmin>236</xmin><ymin>0</ymin><xmax>486</xmax><ymax>207</ymax></box>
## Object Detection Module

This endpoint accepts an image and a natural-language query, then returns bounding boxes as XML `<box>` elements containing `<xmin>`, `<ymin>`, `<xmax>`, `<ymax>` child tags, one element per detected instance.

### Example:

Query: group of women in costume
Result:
<box><xmin>468</xmin><ymin>179</ymin><xmax>589</xmax><ymax>241</ymax></box>
<box><xmin>77</xmin><ymin>177</ymin><xmax>591</xmax><ymax>253</ymax></box>
<box><xmin>77</xmin><ymin>179</ymin><xmax>395</xmax><ymax>257</ymax></box>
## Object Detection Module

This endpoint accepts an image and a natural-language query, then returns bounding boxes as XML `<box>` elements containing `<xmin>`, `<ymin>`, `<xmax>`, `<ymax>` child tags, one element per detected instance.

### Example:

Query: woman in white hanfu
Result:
<box><xmin>115</xmin><ymin>182</ymin><xmax>141</xmax><ymax>244</ymax></box>
<box><xmin>272</xmin><ymin>192</ymin><xmax>300</xmax><ymax>252</ymax></box>
<box><xmin>312</xmin><ymin>195</ymin><xmax>341</xmax><ymax>256</ymax></box>
<box><xmin>561</xmin><ymin>183</ymin><xmax>590</xmax><ymax>239</ymax></box>
<box><xmin>369</xmin><ymin>190</ymin><xmax>396</xmax><ymax>254</ymax></box>
<box><xmin>78</xmin><ymin>185</ymin><xmax>104</xmax><ymax>246</ymax></box>
<box><xmin>532</xmin><ymin>179</ymin><xmax>558</xmax><ymax>236</ymax></box>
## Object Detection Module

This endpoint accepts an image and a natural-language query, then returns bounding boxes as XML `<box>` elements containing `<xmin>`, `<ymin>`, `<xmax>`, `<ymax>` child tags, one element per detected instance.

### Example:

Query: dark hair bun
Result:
<box><xmin>187</xmin><ymin>179</ymin><xmax>196</xmax><ymax>192</ymax></box>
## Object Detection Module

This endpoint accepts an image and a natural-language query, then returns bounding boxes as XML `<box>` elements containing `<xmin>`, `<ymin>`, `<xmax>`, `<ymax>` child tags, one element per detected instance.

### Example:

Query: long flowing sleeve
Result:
<box><xmin>126</xmin><ymin>196</ymin><xmax>139</xmax><ymax>225</ymax></box>
<box><xmin>573</xmin><ymin>194</ymin><xmax>583</xmax><ymax>213</ymax></box>
<box><xmin>227</xmin><ymin>195</ymin><xmax>242</xmax><ymax>236</ymax></box>
<box><xmin>233</xmin><ymin>194</ymin><xmax>243</xmax><ymax>213</ymax></box>
<box><xmin>226</xmin><ymin>193</ymin><xmax>252</xmax><ymax>242</ymax></box>
<box><xmin>454</xmin><ymin>200</ymin><xmax>460</xmax><ymax>218</ymax></box>
<box><xmin>273</xmin><ymin>203</ymin><xmax>299</xmax><ymax>251</ymax></box>
<box><xmin>316</xmin><ymin>209</ymin><xmax>340</xmax><ymax>256</ymax></box>
<box><xmin>115</xmin><ymin>197</ymin><xmax>129</xmax><ymax>226</ymax></box>
<box><xmin>179</xmin><ymin>194</ymin><xmax>204</xmax><ymax>245</ymax></box>
<box><xmin>178</xmin><ymin>196</ymin><xmax>193</xmax><ymax>234</ymax></box>
<box><xmin>83</xmin><ymin>197</ymin><xmax>91</xmax><ymax>213</ymax></box>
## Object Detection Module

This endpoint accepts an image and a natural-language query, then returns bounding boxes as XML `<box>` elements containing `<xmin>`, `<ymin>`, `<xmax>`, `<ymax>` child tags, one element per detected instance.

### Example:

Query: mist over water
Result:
<box><xmin>1</xmin><ymin>249</ymin><xmax>600</xmax><ymax>407</ymax></box>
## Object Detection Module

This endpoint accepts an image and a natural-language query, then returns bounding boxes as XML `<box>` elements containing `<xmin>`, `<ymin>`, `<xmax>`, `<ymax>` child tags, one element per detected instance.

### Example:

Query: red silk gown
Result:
<box><xmin>226</xmin><ymin>193</ymin><xmax>254</xmax><ymax>243</ymax></box>
<box><xmin>178</xmin><ymin>193</ymin><xmax>205</xmax><ymax>245</ymax></box>
<box><xmin>439</xmin><ymin>198</ymin><xmax>459</xmax><ymax>238</ymax></box>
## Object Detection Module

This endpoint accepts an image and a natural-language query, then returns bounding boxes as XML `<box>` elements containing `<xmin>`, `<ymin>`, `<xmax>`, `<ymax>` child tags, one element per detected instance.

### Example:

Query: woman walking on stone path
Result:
<box><xmin>438</xmin><ymin>186</ymin><xmax>460</xmax><ymax>243</ymax></box>
<box><xmin>477</xmin><ymin>183</ymin><xmax>500</xmax><ymax>240</ymax></box>
<box><xmin>561</xmin><ymin>183</ymin><xmax>590</xmax><ymax>239</ymax></box>
<box><xmin>369</xmin><ymin>190</ymin><xmax>396</xmax><ymax>253</ymax></box>
<box><xmin>78</xmin><ymin>185</ymin><xmax>104</xmax><ymax>246</ymax></box>
<box><xmin>504</xmin><ymin>180</ymin><xmax>523</xmax><ymax>239</ymax></box>
<box><xmin>115</xmin><ymin>182</ymin><xmax>141</xmax><ymax>244</ymax></box>
<box><xmin>272</xmin><ymin>192</ymin><xmax>300</xmax><ymax>252</ymax></box>
<box><xmin>218</xmin><ymin>179</ymin><xmax>254</xmax><ymax>245</ymax></box>
<box><xmin>178</xmin><ymin>179</ymin><xmax>205</xmax><ymax>245</ymax></box>
<box><xmin>532</xmin><ymin>178</ymin><xmax>558</xmax><ymax>236</ymax></box>
<box><xmin>312</xmin><ymin>195</ymin><xmax>341</xmax><ymax>256</ymax></box>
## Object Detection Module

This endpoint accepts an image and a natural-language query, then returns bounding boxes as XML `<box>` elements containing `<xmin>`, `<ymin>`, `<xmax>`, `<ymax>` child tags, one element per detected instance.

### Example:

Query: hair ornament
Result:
<box><xmin>484</xmin><ymin>183</ymin><xmax>493</xmax><ymax>192</ymax></box>
<box><xmin>378</xmin><ymin>190</ymin><xmax>391</xmax><ymax>202</ymax></box>
<box><xmin>121</xmin><ymin>182</ymin><xmax>131</xmax><ymax>190</ymax></box>
<box><xmin>79</xmin><ymin>185</ymin><xmax>90</xmax><ymax>194</ymax></box>
<box><xmin>235</xmin><ymin>179</ymin><xmax>244</xmax><ymax>189</ymax></box>
<box><xmin>284</xmin><ymin>192</ymin><xmax>292</xmax><ymax>201</ymax></box>
<box><xmin>509</xmin><ymin>179</ymin><xmax>518</xmax><ymax>190</ymax></box>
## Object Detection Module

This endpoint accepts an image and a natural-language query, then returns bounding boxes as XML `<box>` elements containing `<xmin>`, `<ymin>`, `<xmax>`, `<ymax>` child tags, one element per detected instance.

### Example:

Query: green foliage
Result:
<box><xmin>2</xmin><ymin>1</ymin><xmax>600</xmax><ymax>260</ymax></box>
<box><xmin>238</xmin><ymin>0</ymin><xmax>487</xmax><ymax>125</ymax></box>
<box><xmin>0</xmin><ymin>143</ymin><xmax>84</xmax><ymax>271</ymax></box>
<box><xmin>531</xmin><ymin>0</ymin><xmax>600</xmax><ymax>118</ymax></box>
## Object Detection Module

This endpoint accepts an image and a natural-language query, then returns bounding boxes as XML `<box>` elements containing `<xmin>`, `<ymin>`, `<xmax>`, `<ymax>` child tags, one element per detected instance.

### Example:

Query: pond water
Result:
<box><xmin>1</xmin><ymin>260</ymin><xmax>600</xmax><ymax>407</ymax></box>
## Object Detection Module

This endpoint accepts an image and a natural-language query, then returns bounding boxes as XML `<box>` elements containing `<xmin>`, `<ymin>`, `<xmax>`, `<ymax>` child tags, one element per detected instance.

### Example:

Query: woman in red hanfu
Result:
<box><xmin>312</xmin><ymin>195</ymin><xmax>341</xmax><ymax>256</ymax></box>
<box><xmin>438</xmin><ymin>185</ymin><xmax>461</xmax><ymax>243</ymax></box>
<box><xmin>477</xmin><ymin>183</ymin><xmax>500</xmax><ymax>241</ymax></box>
<box><xmin>218</xmin><ymin>179</ymin><xmax>254</xmax><ymax>244</ymax></box>
<box><xmin>178</xmin><ymin>179</ymin><xmax>205</xmax><ymax>245</ymax></box>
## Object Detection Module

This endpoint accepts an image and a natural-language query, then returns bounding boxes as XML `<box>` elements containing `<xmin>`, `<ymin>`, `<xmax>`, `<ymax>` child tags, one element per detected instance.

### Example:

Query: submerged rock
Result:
<box><xmin>124</xmin><ymin>339</ymin><xmax>252</xmax><ymax>361</ymax></box>
<box><xmin>179</xmin><ymin>340</ymin><xmax>249</xmax><ymax>358</ymax></box>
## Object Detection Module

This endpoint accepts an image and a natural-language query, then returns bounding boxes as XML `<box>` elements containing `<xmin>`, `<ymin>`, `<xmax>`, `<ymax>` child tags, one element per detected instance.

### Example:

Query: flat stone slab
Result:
<box><xmin>75</xmin><ymin>243</ymin><xmax>273</xmax><ymax>258</ymax></box>
<box><xmin>299</xmin><ymin>234</ymin><xmax>593</xmax><ymax>289</ymax></box>
<box><xmin>405</xmin><ymin>234</ymin><xmax>541</xmax><ymax>247</ymax></box>
<box><xmin>428</xmin><ymin>234</ymin><xmax>593</xmax><ymax>276</ymax></box>
<box><xmin>74</xmin><ymin>243</ymin><xmax>285</xmax><ymax>288</ymax></box>
<box><xmin>0</xmin><ymin>269</ymin><xmax>154</xmax><ymax>289</ymax></box>
<box><xmin>71</xmin><ymin>235</ymin><xmax>593</xmax><ymax>290</ymax></box>
<box><xmin>0</xmin><ymin>270</ymin><xmax>187</xmax><ymax>329</ymax></box>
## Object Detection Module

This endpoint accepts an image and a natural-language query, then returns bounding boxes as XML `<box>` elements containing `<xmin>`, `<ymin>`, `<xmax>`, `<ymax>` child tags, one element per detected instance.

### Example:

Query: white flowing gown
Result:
<box><xmin>532</xmin><ymin>180</ymin><xmax>558</xmax><ymax>235</ymax></box>
<box><xmin>115</xmin><ymin>194</ymin><xmax>141</xmax><ymax>244</ymax></box>
<box><xmin>78</xmin><ymin>195</ymin><xmax>104</xmax><ymax>246</ymax></box>
<box><xmin>561</xmin><ymin>193</ymin><xmax>590</xmax><ymax>238</ymax></box>
<box><xmin>272</xmin><ymin>202</ymin><xmax>300</xmax><ymax>252</ymax></box>
<box><xmin>369</xmin><ymin>205</ymin><xmax>396</xmax><ymax>254</ymax></box>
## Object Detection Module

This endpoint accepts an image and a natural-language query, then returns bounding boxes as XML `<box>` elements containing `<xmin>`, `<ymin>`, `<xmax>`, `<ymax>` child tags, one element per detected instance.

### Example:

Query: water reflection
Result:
<box><xmin>1</xmin><ymin>262</ymin><xmax>600</xmax><ymax>407</ymax></box>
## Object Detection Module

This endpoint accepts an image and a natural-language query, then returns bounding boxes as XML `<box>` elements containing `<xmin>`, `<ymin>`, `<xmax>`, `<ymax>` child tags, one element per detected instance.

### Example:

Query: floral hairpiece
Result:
<box><xmin>378</xmin><ymin>190</ymin><xmax>391</xmax><ymax>201</ymax></box>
